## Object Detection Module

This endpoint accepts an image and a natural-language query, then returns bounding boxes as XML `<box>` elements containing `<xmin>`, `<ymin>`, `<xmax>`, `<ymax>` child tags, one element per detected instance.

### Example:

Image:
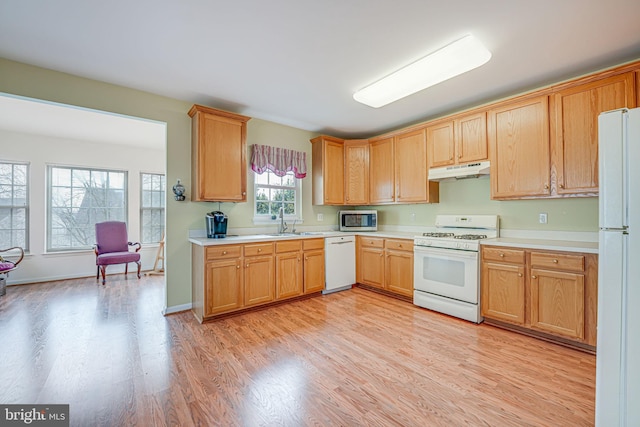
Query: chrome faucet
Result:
<box><xmin>278</xmin><ymin>207</ymin><xmax>288</xmax><ymax>234</ymax></box>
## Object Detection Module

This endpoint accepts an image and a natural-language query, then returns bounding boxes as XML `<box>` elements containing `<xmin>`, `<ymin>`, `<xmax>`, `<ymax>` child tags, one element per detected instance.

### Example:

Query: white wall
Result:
<box><xmin>1</xmin><ymin>129</ymin><xmax>165</xmax><ymax>284</ymax></box>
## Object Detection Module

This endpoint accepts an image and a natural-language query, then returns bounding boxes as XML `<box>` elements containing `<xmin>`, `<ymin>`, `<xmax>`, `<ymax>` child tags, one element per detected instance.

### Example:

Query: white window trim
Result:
<box><xmin>140</xmin><ymin>172</ymin><xmax>165</xmax><ymax>244</ymax></box>
<box><xmin>252</xmin><ymin>171</ymin><xmax>303</xmax><ymax>225</ymax></box>
<box><xmin>46</xmin><ymin>164</ymin><xmax>128</xmax><ymax>252</ymax></box>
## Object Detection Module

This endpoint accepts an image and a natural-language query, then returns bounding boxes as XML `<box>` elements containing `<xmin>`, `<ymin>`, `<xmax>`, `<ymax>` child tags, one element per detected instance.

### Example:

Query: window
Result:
<box><xmin>254</xmin><ymin>171</ymin><xmax>301</xmax><ymax>222</ymax></box>
<box><xmin>0</xmin><ymin>161</ymin><xmax>29</xmax><ymax>250</ymax></box>
<box><xmin>47</xmin><ymin>166</ymin><xmax>127</xmax><ymax>251</ymax></box>
<box><xmin>140</xmin><ymin>173</ymin><xmax>165</xmax><ymax>244</ymax></box>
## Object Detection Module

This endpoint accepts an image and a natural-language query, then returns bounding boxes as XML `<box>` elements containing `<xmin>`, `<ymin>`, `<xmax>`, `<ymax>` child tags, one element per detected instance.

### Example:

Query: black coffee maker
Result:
<box><xmin>206</xmin><ymin>211</ymin><xmax>228</xmax><ymax>238</ymax></box>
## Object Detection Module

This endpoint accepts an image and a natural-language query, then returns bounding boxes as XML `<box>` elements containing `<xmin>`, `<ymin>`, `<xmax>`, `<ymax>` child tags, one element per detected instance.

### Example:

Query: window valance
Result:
<box><xmin>251</xmin><ymin>144</ymin><xmax>307</xmax><ymax>178</ymax></box>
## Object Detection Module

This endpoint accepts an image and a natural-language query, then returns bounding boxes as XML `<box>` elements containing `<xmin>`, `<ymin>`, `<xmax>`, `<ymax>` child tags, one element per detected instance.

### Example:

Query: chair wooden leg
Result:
<box><xmin>100</xmin><ymin>266</ymin><xmax>106</xmax><ymax>285</ymax></box>
<box><xmin>136</xmin><ymin>261</ymin><xmax>141</xmax><ymax>279</ymax></box>
<box><xmin>96</xmin><ymin>266</ymin><xmax>100</xmax><ymax>281</ymax></box>
<box><xmin>125</xmin><ymin>263</ymin><xmax>129</xmax><ymax>276</ymax></box>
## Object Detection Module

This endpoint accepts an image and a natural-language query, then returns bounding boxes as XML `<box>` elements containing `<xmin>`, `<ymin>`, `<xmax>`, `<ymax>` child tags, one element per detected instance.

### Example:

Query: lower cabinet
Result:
<box><xmin>303</xmin><ymin>239</ymin><xmax>325</xmax><ymax>294</ymax></box>
<box><xmin>192</xmin><ymin>238</ymin><xmax>325</xmax><ymax>322</ymax></box>
<box><xmin>481</xmin><ymin>245</ymin><xmax>598</xmax><ymax>349</ymax></box>
<box><xmin>244</xmin><ymin>243</ymin><xmax>275</xmax><ymax>307</ymax></box>
<box><xmin>384</xmin><ymin>239</ymin><xmax>414</xmax><ymax>297</ymax></box>
<box><xmin>357</xmin><ymin>236</ymin><xmax>414</xmax><ymax>298</ymax></box>
<box><xmin>275</xmin><ymin>240</ymin><xmax>303</xmax><ymax>299</ymax></box>
<box><xmin>205</xmin><ymin>258</ymin><xmax>243</xmax><ymax>316</ymax></box>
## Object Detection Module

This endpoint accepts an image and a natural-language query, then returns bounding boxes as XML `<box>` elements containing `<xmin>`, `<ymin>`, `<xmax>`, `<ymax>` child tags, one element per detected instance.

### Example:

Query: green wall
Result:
<box><xmin>0</xmin><ymin>58</ymin><xmax>599</xmax><ymax>311</ymax></box>
<box><xmin>371</xmin><ymin>177</ymin><xmax>598</xmax><ymax>231</ymax></box>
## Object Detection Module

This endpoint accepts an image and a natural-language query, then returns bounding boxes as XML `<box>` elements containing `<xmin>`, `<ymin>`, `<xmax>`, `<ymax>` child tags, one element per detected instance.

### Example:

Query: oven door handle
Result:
<box><xmin>413</xmin><ymin>245</ymin><xmax>478</xmax><ymax>259</ymax></box>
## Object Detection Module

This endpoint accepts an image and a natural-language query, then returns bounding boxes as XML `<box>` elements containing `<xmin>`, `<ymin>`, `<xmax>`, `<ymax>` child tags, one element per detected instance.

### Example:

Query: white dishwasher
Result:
<box><xmin>323</xmin><ymin>235</ymin><xmax>356</xmax><ymax>294</ymax></box>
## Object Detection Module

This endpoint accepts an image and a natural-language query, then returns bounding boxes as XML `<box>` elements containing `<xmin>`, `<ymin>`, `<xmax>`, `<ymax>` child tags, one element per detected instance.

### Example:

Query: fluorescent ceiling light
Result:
<box><xmin>353</xmin><ymin>35</ymin><xmax>492</xmax><ymax>108</ymax></box>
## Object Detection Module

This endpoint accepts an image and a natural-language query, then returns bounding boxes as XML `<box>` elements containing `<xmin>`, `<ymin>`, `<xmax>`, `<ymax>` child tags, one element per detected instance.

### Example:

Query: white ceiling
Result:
<box><xmin>1</xmin><ymin>0</ymin><xmax>640</xmax><ymax>139</ymax></box>
<box><xmin>0</xmin><ymin>95</ymin><xmax>166</xmax><ymax>149</ymax></box>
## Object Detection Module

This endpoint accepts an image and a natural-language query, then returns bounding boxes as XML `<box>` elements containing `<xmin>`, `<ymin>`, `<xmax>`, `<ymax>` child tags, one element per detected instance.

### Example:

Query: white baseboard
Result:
<box><xmin>163</xmin><ymin>303</ymin><xmax>192</xmax><ymax>315</ymax></box>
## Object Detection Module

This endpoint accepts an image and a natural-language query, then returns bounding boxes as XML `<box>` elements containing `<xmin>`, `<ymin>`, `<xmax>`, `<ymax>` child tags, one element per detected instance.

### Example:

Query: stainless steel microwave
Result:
<box><xmin>339</xmin><ymin>210</ymin><xmax>378</xmax><ymax>231</ymax></box>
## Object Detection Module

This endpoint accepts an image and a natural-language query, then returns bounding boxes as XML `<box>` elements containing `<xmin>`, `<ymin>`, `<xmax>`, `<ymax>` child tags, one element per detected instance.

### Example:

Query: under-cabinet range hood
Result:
<box><xmin>428</xmin><ymin>160</ymin><xmax>490</xmax><ymax>181</ymax></box>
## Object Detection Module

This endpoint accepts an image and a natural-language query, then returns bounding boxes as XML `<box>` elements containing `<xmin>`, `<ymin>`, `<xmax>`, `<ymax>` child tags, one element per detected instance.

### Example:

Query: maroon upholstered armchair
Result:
<box><xmin>94</xmin><ymin>221</ymin><xmax>141</xmax><ymax>285</ymax></box>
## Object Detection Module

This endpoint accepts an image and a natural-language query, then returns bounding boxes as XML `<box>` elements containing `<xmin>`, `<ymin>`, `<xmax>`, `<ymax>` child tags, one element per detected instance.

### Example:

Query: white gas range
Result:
<box><xmin>413</xmin><ymin>215</ymin><xmax>499</xmax><ymax>323</ymax></box>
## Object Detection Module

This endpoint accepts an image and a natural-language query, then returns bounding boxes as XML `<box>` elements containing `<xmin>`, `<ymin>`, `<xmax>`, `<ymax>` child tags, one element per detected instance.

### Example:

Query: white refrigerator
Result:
<box><xmin>596</xmin><ymin>108</ymin><xmax>640</xmax><ymax>426</ymax></box>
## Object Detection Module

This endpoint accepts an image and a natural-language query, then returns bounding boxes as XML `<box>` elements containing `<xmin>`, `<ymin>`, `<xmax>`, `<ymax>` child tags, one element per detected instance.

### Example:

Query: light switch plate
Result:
<box><xmin>539</xmin><ymin>213</ymin><xmax>548</xmax><ymax>224</ymax></box>
<box><xmin>317</xmin><ymin>213</ymin><xmax>324</xmax><ymax>221</ymax></box>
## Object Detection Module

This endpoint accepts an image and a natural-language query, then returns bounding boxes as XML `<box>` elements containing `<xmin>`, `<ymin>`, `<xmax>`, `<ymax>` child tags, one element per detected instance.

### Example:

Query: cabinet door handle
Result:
<box><xmin>559</xmin><ymin>184</ymin><xmax>564</xmax><ymax>189</ymax></box>
<box><xmin>258</xmin><ymin>248</ymin><xmax>262</xmax><ymax>252</ymax></box>
<box><xmin>457</xmin><ymin>154</ymin><xmax>462</xmax><ymax>159</ymax></box>
<box><xmin>246</xmin><ymin>264</ymin><xmax>249</xmax><ymax>268</ymax></box>
<box><xmin>532</xmin><ymin>275</ymin><xmax>537</xmax><ymax>279</ymax></box>
<box><xmin>499</xmin><ymin>253</ymin><xmax>505</xmax><ymax>257</ymax></box>
<box><xmin>380</xmin><ymin>253</ymin><xmax>384</xmax><ymax>257</ymax></box>
<box><xmin>518</xmin><ymin>273</ymin><xmax>523</xmax><ymax>277</ymax></box>
<box><xmin>552</xmin><ymin>259</ymin><xmax>558</xmax><ymax>263</ymax></box>
<box><xmin>223</xmin><ymin>251</ymin><xmax>227</xmax><ymax>255</ymax></box>
<box><xmin>242</xmin><ymin>191</ymin><xmax>246</xmax><ymax>196</ymax></box>
<box><xmin>305</xmin><ymin>257</ymin><xmax>308</xmax><ymax>261</ymax></box>
<box><xmin>237</xmin><ymin>265</ymin><xmax>240</xmax><ymax>269</ymax></box>
<box><xmin>544</xmin><ymin>184</ymin><xmax>549</xmax><ymax>190</ymax></box>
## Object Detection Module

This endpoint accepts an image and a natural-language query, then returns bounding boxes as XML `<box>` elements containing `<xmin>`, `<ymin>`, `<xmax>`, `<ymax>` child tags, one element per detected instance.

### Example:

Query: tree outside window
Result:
<box><xmin>0</xmin><ymin>161</ymin><xmax>29</xmax><ymax>250</ymax></box>
<box><xmin>254</xmin><ymin>171</ymin><xmax>301</xmax><ymax>220</ymax></box>
<box><xmin>47</xmin><ymin>166</ymin><xmax>127</xmax><ymax>251</ymax></box>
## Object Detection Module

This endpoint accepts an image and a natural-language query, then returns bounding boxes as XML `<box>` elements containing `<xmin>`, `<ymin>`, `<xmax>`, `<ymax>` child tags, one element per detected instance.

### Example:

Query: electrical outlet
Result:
<box><xmin>317</xmin><ymin>213</ymin><xmax>324</xmax><ymax>221</ymax></box>
<box><xmin>410</xmin><ymin>212</ymin><xmax>416</xmax><ymax>222</ymax></box>
<box><xmin>539</xmin><ymin>213</ymin><xmax>548</xmax><ymax>224</ymax></box>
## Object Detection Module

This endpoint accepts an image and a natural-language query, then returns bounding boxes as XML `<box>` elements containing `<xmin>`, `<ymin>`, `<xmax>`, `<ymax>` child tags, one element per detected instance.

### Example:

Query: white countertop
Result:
<box><xmin>189</xmin><ymin>230</ymin><xmax>419</xmax><ymax>246</ymax></box>
<box><xmin>190</xmin><ymin>229</ymin><xmax>599</xmax><ymax>253</ymax></box>
<box><xmin>482</xmin><ymin>237</ymin><xmax>599</xmax><ymax>254</ymax></box>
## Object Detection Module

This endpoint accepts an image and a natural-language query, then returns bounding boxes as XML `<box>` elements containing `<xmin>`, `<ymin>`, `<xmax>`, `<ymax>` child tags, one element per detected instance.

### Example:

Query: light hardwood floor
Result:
<box><xmin>0</xmin><ymin>275</ymin><xmax>595</xmax><ymax>426</ymax></box>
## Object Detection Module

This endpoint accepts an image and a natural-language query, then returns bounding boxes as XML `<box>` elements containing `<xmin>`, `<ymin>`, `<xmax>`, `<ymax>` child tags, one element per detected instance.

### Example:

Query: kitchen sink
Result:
<box><xmin>264</xmin><ymin>231</ymin><xmax>324</xmax><ymax>237</ymax></box>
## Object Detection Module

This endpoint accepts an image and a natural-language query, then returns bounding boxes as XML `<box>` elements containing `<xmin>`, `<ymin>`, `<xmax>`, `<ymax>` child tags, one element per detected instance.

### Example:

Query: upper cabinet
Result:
<box><xmin>369</xmin><ymin>137</ymin><xmax>395</xmax><ymax>204</ymax></box>
<box><xmin>369</xmin><ymin>130</ymin><xmax>438</xmax><ymax>204</ymax></box>
<box><xmin>551</xmin><ymin>72</ymin><xmax>636</xmax><ymax>195</ymax></box>
<box><xmin>488</xmin><ymin>96</ymin><xmax>551</xmax><ymax>199</ymax></box>
<box><xmin>427</xmin><ymin>111</ymin><xmax>488</xmax><ymax>168</ymax></box>
<box><xmin>310</xmin><ymin>135</ymin><xmax>344</xmax><ymax>205</ymax></box>
<box><xmin>189</xmin><ymin>105</ymin><xmax>251</xmax><ymax>202</ymax></box>
<box><xmin>344</xmin><ymin>139</ymin><xmax>369</xmax><ymax>205</ymax></box>
<box><xmin>395</xmin><ymin>129</ymin><xmax>438</xmax><ymax>203</ymax></box>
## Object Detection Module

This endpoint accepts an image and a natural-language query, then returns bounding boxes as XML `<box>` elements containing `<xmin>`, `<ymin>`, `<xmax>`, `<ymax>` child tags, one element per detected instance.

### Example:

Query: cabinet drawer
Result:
<box><xmin>530</xmin><ymin>252</ymin><xmax>585</xmax><ymax>272</ymax></box>
<box><xmin>482</xmin><ymin>247</ymin><xmax>525</xmax><ymax>264</ymax></box>
<box><xmin>276</xmin><ymin>240</ymin><xmax>303</xmax><ymax>253</ymax></box>
<box><xmin>385</xmin><ymin>239</ymin><xmax>413</xmax><ymax>252</ymax></box>
<box><xmin>359</xmin><ymin>237</ymin><xmax>384</xmax><ymax>248</ymax></box>
<box><xmin>303</xmin><ymin>238</ymin><xmax>324</xmax><ymax>251</ymax></box>
<box><xmin>244</xmin><ymin>243</ymin><xmax>274</xmax><ymax>257</ymax></box>
<box><xmin>206</xmin><ymin>245</ymin><xmax>242</xmax><ymax>260</ymax></box>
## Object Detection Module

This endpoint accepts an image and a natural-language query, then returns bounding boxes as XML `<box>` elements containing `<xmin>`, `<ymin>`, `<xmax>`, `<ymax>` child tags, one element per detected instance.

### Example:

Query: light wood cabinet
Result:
<box><xmin>310</xmin><ymin>135</ymin><xmax>344</xmax><ymax>205</ymax></box>
<box><xmin>530</xmin><ymin>252</ymin><xmax>587</xmax><ymax>340</ymax></box>
<box><xmin>192</xmin><ymin>238</ymin><xmax>324</xmax><ymax>322</ymax></box>
<box><xmin>488</xmin><ymin>96</ymin><xmax>551</xmax><ymax>199</ymax></box>
<box><xmin>357</xmin><ymin>237</ymin><xmax>413</xmax><ymax>298</ymax></box>
<box><xmin>344</xmin><ymin>139</ymin><xmax>370</xmax><ymax>205</ymax></box>
<box><xmin>427</xmin><ymin>112</ymin><xmax>487</xmax><ymax>168</ymax></box>
<box><xmin>369</xmin><ymin>130</ymin><xmax>438</xmax><ymax>204</ymax></box>
<box><xmin>303</xmin><ymin>239</ymin><xmax>325</xmax><ymax>294</ymax></box>
<box><xmin>188</xmin><ymin>105</ymin><xmax>251</xmax><ymax>202</ymax></box>
<box><xmin>369</xmin><ymin>137</ymin><xmax>395</xmax><ymax>204</ymax></box>
<box><xmin>481</xmin><ymin>245</ymin><xmax>598</xmax><ymax>349</ymax></box>
<box><xmin>384</xmin><ymin>239</ymin><xmax>414</xmax><ymax>297</ymax></box>
<box><xmin>275</xmin><ymin>240</ymin><xmax>303</xmax><ymax>299</ymax></box>
<box><xmin>243</xmin><ymin>243</ymin><xmax>275</xmax><ymax>307</ymax></box>
<box><xmin>481</xmin><ymin>257</ymin><xmax>526</xmax><ymax>325</ymax></box>
<box><xmin>358</xmin><ymin>237</ymin><xmax>385</xmax><ymax>289</ymax></box>
<box><xmin>551</xmin><ymin>72</ymin><xmax>636</xmax><ymax>195</ymax></box>
<box><xmin>395</xmin><ymin>129</ymin><xmax>432</xmax><ymax>203</ymax></box>
<box><xmin>202</xmin><ymin>245</ymin><xmax>243</xmax><ymax>317</ymax></box>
